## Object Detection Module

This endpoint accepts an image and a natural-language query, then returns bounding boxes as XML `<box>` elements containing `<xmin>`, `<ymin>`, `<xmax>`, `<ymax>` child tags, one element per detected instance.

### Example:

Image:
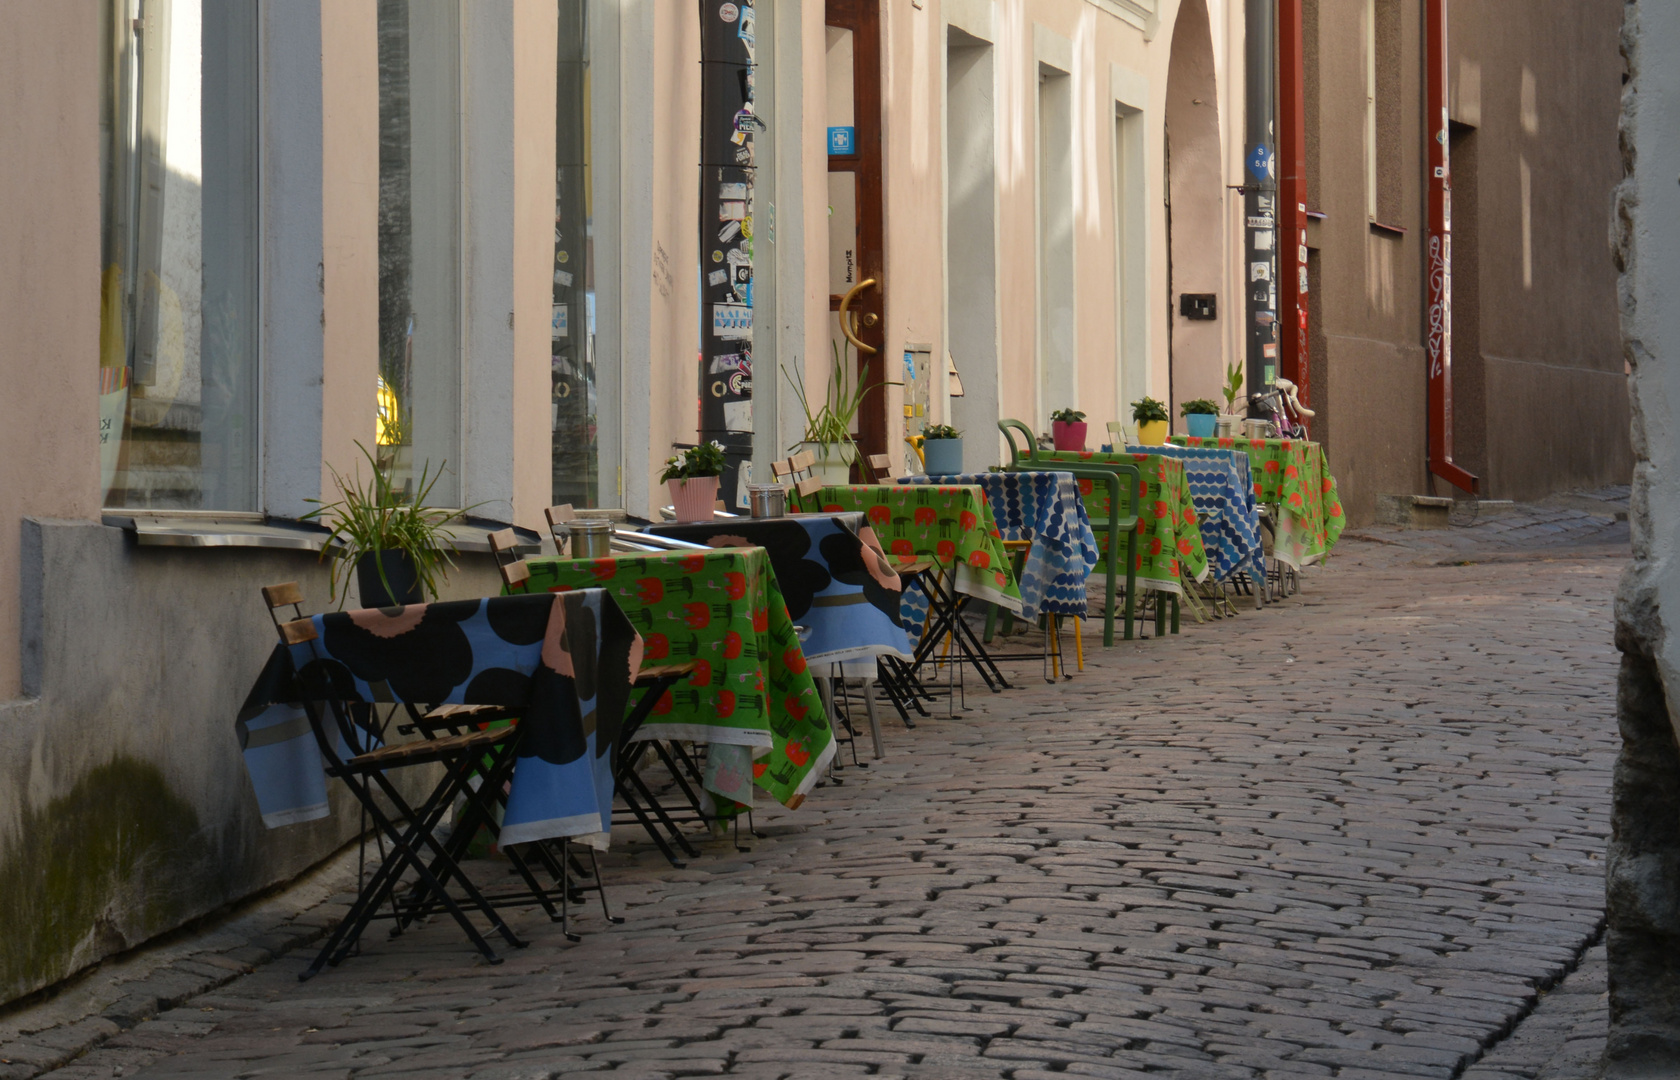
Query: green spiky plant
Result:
<box><xmin>302</xmin><ymin>441</ymin><xmax>472</xmax><ymax>606</ymax></box>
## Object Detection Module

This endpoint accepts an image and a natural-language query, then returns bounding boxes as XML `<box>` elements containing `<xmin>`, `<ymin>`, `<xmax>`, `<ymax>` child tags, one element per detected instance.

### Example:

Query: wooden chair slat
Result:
<box><xmin>502</xmin><ymin>560</ymin><xmax>532</xmax><ymax>587</ymax></box>
<box><xmin>544</xmin><ymin>504</ymin><xmax>576</xmax><ymax>526</ymax></box>
<box><xmin>262</xmin><ymin>582</ymin><xmax>303</xmax><ymax>608</ymax></box>
<box><xmin>636</xmin><ymin>660</ymin><xmax>701</xmax><ymax>681</ymax></box>
<box><xmin>487</xmin><ymin>528</ymin><xmax>519</xmax><ymax>555</ymax></box>
<box><xmin>770</xmin><ymin>459</ymin><xmax>796</xmax><ymax>478</ymax></box>
<box><xmin>790</xmin><ymin>450</ymin><xmax>815</xmax><ymax>471</ymax></box>
<box><xmin>280</xmin><ymin>618</ymin><xmax>318</xmax><ymax>645</ymax></box>
<box><xmin>867</xmin><ymin>453</ymin><xmax>891</xmax><ymax>472</ymax></box>
<box><xmin>795</xmin><ymin>476</ymin><xmax>825</xmax><ymax>498</ymax></box>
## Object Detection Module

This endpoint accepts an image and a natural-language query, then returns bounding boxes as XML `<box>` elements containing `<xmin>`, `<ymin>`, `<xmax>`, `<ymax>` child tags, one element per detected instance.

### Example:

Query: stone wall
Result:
<box><xmin>1610</xmin><ymin>1</ymin><xmax>1680</xmax><ymax>1073</ymax></box>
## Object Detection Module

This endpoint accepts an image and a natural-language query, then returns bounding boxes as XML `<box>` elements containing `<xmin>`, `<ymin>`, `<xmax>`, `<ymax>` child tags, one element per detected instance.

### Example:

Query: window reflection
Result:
<box><xmin>552</xmin><ymin>0</ymin><xmax>599</xmax><ymax>507</ymax></box>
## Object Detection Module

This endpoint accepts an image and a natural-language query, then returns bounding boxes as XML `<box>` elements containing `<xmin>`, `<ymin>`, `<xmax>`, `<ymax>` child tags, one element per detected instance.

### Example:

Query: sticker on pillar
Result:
<box><xmin>552</xmin><ymin>304</ymin><xmax>569</xmax><ymax>339</ymax></box>
<box><xmin>1246</xmin><ymin>215</ymin><xmax>1274</xmax><ymax>229</ymax></box>
<box><xmin>719</xmin><ymin>220</ymin><xmax>741</xmax><ymax>243</ymax></box>
<box><xmin>708</xmin><ymin>269</ymin><xmax>729</xmax><ymax>288</ymax></box>
<box><xmin>554</xmin><ymin>268</ymin><xmax>574</xmax><ymax>287</ymax></box>
<box><xmin>712</xmin><ymin>250</ymin><xmax>724</xmax><ymax>263</ymax></box>
<box><xmin>734</xmin><ymin>106</ymin><xmax>766</xmax><ymax>134</ymax></box>
<box><xmin>1253</xmin><ymin>231</ymin><xmax>1274</xmax><ymax>251</ymax></box>
<box><xmin>709</xmin><ymin>352</ymin><xmax>747</xmax><ymax>374</ymax></box>
<box><xmin>713</xmin><ymin>304</ymin><xmax>753</xmax><ymax>340</ymax></box>
<box><xmin>735</xmin><ymin>145</ymin><xmax>754</xmax><ymax>165</ymax></box>
<box><xmin>1299</xmin><ymin>267</ymin><xmax>1310</xmax><ymax>292</ymax></box>
<box><xmin>723</xmin><ymin>399</ymin><xmax>754</xmax><ymax>432</ymax></box>
<box><xmin>828</xmin><ymin>127</ymin><xmax>856</xmax><ymax>155</ymax></box>
<box><xmin>1246</xmin><ymin>144</ymin><xmax>1273</xmax><ymax>181</ymax></box>
<box><xmin>718</xmin><ymin>3</ymin><xmax>738</xmax><ymax>23</ymax></box>
<box><xmin>1250</xmin><ymin>262</ymin><xmax>1271</xmax><ymax>282</ymax></box>
<box><xmin>1263</xmin><ymin>343</ymin><xmax>1277</xmax><ymax>359</ymax></box>
<box><xmin>738</xmin><ymin>6</ymin><xmax>756</xmax><ymax>52</ymax></box>
<box><xmin>719</xmin><ymin>182</ymin><xmax>748</xmax><ymax>201</ymax></box>
<box><xmin>720</xmin><ymin>201</ymin><xmax>747</xmax><ymax>221</ymax></box>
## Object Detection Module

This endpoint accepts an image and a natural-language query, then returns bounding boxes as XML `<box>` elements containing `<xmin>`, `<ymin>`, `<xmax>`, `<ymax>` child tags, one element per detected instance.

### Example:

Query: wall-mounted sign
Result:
<box><xmin>827</xmin><ymin>126</ymin><xmax>856</xmax><ymax>155</ymax></box>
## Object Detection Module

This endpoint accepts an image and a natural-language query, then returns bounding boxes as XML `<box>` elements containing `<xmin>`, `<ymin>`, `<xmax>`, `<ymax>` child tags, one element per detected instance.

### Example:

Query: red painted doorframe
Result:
<box><xmin>1276</xmin><ymin>0</ymin><xmax>1309</xmax><ymax>411</ymax></box>
<box><xmin>826</xmin><ymin>0</ymin><xmax>887</xmax><ymax>460</ymax></box>
<box><xmin>1424</xmin><ymin>0</ymin><xmax>1478</xmax><ymax>494</ymax></box>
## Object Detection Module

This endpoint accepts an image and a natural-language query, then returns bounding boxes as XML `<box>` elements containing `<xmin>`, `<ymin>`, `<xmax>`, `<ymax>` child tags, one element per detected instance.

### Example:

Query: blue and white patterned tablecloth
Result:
<box><xmin>899</xmin><ymin>471</ymin><xmax>1099</xmax><ymax>621</ymax></box>
<box><xmin>1125</xmin><ymin>445</ymin><xmax>1262</xmax><ymax>583</ymax></box>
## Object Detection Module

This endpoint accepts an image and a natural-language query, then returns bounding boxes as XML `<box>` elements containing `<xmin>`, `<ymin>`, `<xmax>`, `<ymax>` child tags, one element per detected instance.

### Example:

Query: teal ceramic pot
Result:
<box><xmin>922</xmin><ymin>437</ymin><xmax>964</xmax><ymax>476</ymax></box>
<box><xmin>1186</xmin><ymin>413</ymin><xmax>1217</xmax><ymax>439</ymax></box>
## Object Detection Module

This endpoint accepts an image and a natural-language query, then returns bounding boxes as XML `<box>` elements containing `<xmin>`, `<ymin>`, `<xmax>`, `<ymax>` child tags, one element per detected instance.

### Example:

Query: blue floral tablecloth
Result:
<box><xmin>1126</xmin><ymin>444</ymin><xmax>1262</xmax><ymax>583</ymax></box>
<box><xmin>900</xmin><ymin>471</ymin><xmax>1099</xmax><ymax>619</ymax></box>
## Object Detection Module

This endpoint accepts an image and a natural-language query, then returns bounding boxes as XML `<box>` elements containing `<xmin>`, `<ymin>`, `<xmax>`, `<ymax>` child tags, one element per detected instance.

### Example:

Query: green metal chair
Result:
<box><xmin>998</xmin><ymin>419</ymin><xmax>1139</xmax><ymax>644</ymax></box>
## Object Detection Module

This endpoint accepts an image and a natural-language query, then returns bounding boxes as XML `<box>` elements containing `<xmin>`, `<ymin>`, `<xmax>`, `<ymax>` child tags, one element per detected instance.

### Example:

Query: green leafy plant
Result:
<box><xmin>302</xmin><ymin>441</ymin><xmax>470</xmax><ymax>606</ymax></box>
<box><xmin>1050</xmin><ymin>408</ymin><xmax>1086</xmax><ymax>424</ymax></box>
<box><xmin>922</xmin><ymin>423</ymin><xmax>962</xmax><ymax>441</ymax></box>
<box><xmin>1222</xmin><ymin>362</ymin><xmax>1245</xmax><ymax>412</ymax></box>
<box><xmin>782</xmin><ymin>341</ymin><xmax>901</xmax><ymax>456</ymax></box>
<box><xmin>1180</xmin><ymin>398</ymin><xmax>1220</xmax><ymax>416</ymax></box>
<box><xmin>660</xmin><ymin>440</ymin><xmax>727</xmax><ymax>482</ymax></box>
<box><xmin>1131</xmin><ymin>396</ymin><xmax>1169</xmax><ymax>424</ymax></box>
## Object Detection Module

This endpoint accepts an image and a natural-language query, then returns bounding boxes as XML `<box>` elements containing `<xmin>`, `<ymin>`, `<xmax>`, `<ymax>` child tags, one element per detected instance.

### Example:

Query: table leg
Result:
<box><xmin>862</xmin><ymin>678</ymin><xmax>886</xmax><ymax>760</ymax></box>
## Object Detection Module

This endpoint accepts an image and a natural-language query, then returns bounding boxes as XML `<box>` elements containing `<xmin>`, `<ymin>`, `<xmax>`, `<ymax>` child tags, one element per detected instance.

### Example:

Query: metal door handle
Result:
<box><xmin>839</xmin><ymin>278</ymin><xmax>880</xmax><ymax>355</ymax></box>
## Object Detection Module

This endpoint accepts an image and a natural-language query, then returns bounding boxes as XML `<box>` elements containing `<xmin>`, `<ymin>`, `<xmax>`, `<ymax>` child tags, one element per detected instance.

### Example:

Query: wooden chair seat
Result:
<box><xmin>346</xmin><ymin>724</ymin><xmax>516</xmax><ymax>771</ymax></box>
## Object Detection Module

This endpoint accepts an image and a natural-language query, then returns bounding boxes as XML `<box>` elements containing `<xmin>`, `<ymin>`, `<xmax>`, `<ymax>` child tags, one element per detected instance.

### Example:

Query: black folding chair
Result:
<box><xmin>261</xmin><ymin>584</ymin><xmax>527</xmax><ymax>978</ymax></box>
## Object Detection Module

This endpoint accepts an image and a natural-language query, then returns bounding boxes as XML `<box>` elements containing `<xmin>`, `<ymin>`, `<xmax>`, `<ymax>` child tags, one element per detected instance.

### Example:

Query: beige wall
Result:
<box><xmin>0</xmin><ymin>0</ymin><xmax>103</xmax><ymax>699</ymax></box>
<box><xmin>320</xmin><ymin>3</ymin><xmax>381</xmax><ymax>500</ymax></box>
<box><xmin>642</xmin><ymin>2</ymin><xmax>702</xmax><ymax>514</ymax></box>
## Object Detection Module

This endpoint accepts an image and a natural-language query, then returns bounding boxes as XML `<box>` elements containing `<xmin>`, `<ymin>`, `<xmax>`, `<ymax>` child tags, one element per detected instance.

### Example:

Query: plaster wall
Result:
<box><xmin>1612</xmin><ymin>1</ymin><xmax>1680</xmax><ymax>1069</ymax></box>
<box><xmin>0</xmin><ymin>1</ymin><xmax>103</xmax><ymax>701</ymax></box>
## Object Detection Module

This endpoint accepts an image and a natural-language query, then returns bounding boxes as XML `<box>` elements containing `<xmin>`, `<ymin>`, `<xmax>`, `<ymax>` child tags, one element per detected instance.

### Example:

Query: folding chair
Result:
<box><xmin>865</xmin><ymin>453</ymin><xmax>893</xmax><ymax>483</ymax></box>
<box><xmin>779</xmin><ymin>452</ymin><xmax>827</xmax><ymax>513</ymax></box>
<box><xmin>261</xmin><ymin>584</ymin><xmax>530</xmax><ymax>978</ymax></box>
<box><xmin>544</xmin><ymin>504</ymin><xmax>576</xmax><ymax>555</ymax></box>
<box><xmin>1105</xmin><ymin>420</ymin><xmax>1134</xmax><ymax>450</ymax></box>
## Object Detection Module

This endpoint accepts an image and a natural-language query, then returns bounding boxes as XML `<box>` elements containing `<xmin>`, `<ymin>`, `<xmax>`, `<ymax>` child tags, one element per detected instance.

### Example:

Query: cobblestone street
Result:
<box><xmin>32</xmin><ymin>502</ymin><xmax>1627</xmax><ymax>1080</ymax></box>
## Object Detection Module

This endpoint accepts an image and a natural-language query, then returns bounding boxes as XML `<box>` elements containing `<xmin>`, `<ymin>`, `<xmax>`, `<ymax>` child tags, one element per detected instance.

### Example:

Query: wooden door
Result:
<box><xmin>825</xmin><ymin>0</ymin><xmax>886</xmax><ymax>460</ymax></box>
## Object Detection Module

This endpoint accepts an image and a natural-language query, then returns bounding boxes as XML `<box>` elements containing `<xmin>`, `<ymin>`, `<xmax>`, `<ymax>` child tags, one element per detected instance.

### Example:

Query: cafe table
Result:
<box><xmin>1035</xmin><ymin>451</ymin><xmax>1210</xmax><ymax>595</ymax></box>
<box><xmin>1123</xmin><ymin>444</ymin><xmax>1263</xmax><ymax>585</ymax></box>
<box><xmin>516</xmin><ymin>547</ymin><xmax>834</xmax><ymax>816</ymax></box>
<box><xmin>1171</xmin><ymin>435</ymin><xmax>1346</xmax><ymax>568</ymax></box>
<box><xmin>897</xmin><ymin>471</ymin><xmax>1099</xmax><ymax>620</ymax></box>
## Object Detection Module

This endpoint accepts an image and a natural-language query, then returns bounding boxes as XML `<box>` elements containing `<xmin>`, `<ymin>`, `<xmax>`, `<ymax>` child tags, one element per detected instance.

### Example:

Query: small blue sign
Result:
<box><xmin>1246</xmin><ymin>142</ymin><xmax>1273</xmax><ymax>181</ymax></box>
<box><xmin>827</xmin><ymin>126</ymin><xmax>856</xmax><ymax>155</ymax></box>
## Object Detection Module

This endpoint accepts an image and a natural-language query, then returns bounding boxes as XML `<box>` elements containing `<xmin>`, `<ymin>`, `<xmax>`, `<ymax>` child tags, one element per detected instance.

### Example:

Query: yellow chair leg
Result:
<box><xmin>1074</xmin><ymin>616</ymin><xmax>1084</xmax><ymax>672</ymax></box>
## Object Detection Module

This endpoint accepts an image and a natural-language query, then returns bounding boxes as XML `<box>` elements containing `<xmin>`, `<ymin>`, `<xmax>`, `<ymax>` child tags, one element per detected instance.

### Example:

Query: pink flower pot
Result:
<box><xmin>668</xmin><ymin>476</ymin><xmax>720</xmax><ymax>523</ymax></box>
<box><xmin>1052</xmin><ymin>420</ymin><xmax>1088</xmax><ymax>451</ymax></box>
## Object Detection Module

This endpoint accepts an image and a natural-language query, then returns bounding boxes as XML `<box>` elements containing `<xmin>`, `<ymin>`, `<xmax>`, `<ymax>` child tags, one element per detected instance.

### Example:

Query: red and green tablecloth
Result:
<box><xmin>1038</xmin><ymin>451</ymin><xmax>1209</xmax><ymax>594</ymax></box>
<box><xmin>812</xmin><ymin>485</ymin><xmax>1023</xmax><ymax>617</ymax></box>
<box><xmin>1171</xmin><ymin>435</ymin><xmax>1345</xmax><ymax>567</ymax></box>
<box><xmin>518</xmin><ymin>549</ymin><xmax>832</xmax><ymax>813</ymax></box>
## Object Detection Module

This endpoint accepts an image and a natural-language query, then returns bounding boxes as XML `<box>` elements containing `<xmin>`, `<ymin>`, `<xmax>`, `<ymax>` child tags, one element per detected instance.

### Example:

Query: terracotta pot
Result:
<box><xmin>1136</xmin><ymin>419</ymin><xmax>1169</xmax><ymax>446</ymax></box>
<box><xmin>1051</xmin><ymin>420</ymin><xmax>1088</xmax><ymax>451</ymax></box>
<box><xmin>668</xmin><ymin>476</ymin><xmax>721</xmax><ymax>523</ymax></box>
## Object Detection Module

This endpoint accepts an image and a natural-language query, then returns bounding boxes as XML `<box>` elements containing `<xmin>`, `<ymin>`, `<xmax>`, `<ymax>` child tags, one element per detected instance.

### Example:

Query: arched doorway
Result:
<box><xmin>1164</xmin><ymin>0</ymin><xmax>1224</xmax><ymax>416</ymax></box>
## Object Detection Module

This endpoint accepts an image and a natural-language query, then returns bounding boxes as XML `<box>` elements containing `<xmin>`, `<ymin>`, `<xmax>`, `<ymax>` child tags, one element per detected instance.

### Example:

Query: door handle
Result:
<box><xmin>839</xmin><ymin>277</ymin><xmax>880</xmax><ymax>355</ymax></box>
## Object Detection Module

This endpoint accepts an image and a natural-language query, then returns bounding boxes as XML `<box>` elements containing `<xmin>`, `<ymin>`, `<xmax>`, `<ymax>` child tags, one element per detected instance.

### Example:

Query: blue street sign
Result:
<box><xmin>827</xmin><ymin>126</ymin><xmax>856</xmax><ymax>155</ymax></box>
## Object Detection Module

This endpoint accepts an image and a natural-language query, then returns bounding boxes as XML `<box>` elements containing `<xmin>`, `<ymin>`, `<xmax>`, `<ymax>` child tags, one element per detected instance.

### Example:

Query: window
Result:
<box><xmin>99</xmin><ymin>0</ymin><xmax>260</xmax><ymax>511</ymax></box>
<box><xmin>553</xmin><ymin>0</ymin><xmax>599</xmax><ymax>507</ymax></box>
<box><xmin>1366</xmin><ymin>0</ymin><xmax>1403</xmax><ymax>229</ymax></box>
<box><xmin>377</xmin><ymin>0</ymin><xmax>463</xmax><ymax>506</ymax></box>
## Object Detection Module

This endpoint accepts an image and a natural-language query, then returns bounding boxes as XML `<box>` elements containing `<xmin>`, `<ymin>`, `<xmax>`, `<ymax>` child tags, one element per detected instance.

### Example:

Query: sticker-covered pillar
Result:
<box><xmin>698</xmin><ymin>0</ymin><xmax>760</xmax><ymax>507</ymax></box>
<box><xmin>1242</xmin><ymin>0</ymin><xmax>1279</xmax><ymax>415</ymax></box>
<box><xmin>1276</xmin><ymin>0</ymin><xmax>1310</xmax><ymax>413</ymax></box>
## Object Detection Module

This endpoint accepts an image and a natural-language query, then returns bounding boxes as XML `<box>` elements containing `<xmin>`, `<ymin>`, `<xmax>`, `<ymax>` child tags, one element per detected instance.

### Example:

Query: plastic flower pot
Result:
<box><xmin>1136</xmin><ymin>420</ymin><xmax>1169</xmax><ymax>446</ymax></box>
<box><xmin>1052</xmin><ymin>420</ymin><xmax>1088</xmax><ymax>451</ymax></box>
<box><xmin>668</xmin><ymin>476</ymin><xmax>721</xmax><ymax>523</ymax></box>
<box><xmin>805</xmin><ymin>442</ymin><xmax>855</xmax><ymax>485</ymax></box>
<box><xmin>357</xmin><ymin>550</ymin><xmax>423</xmax><ymax>608</ymax></box>
<box><xmin>1186</xmin><ymin>413</ymin><xmax>1217</xmax><ymax>439</ymax></box>
<box><xmin>921</xmin><ymin>437</ymin><xmax>964</xmax><ymax>476</ymax></box>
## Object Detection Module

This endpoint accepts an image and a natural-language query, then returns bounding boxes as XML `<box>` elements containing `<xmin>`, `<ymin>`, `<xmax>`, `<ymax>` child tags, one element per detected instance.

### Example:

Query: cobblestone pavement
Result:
<box><xmin>32</xmin><ymin>499</ymin><xmax>1627</xmax><ymax>1080</ymax></box>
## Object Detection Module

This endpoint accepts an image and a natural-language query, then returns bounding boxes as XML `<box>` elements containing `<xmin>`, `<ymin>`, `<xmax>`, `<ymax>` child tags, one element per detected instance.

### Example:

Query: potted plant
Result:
<box><xmin>303</xmin><ymin>442</ymin><xmax>467</xmax><ymax>608</ymax></box>
<box><xmin>1050</xmin><ymin>408</ymin><xmax>1088</xmax><ymax>451</ymax></box>
<box><xmin>1219</xmin><ymin>362</ymin><xmax>1245</xmax><ymax>437</ymax></box>
<box><xmin>920</xmin><ymin>424</ymin><xmax>964</xmax><ymax>475</ymax></box>
<box><xmin>661</xmin><ymin>441</ymin><xmax>727</xmax><ymax>523</ymax></box>
<box><xmin>1132</xmin><ymin>396</ymin><xmax>1170</xmax><ymax>446</ymax></box>
<box><xmin>785</xmin><ymin>343</ymin><xmax>901</xmax><ymax>484</ymax></box>
<box><xmin>1180</xmin><ymin>398</ymin><xmax>1220</xmax><ymax>439</ymax></box>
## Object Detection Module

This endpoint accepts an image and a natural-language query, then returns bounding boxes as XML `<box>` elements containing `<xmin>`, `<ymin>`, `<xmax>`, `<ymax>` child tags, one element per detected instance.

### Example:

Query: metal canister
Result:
<box><xmin>1216</xmin><ymin>415</ymin><xmax>1243</xmax><ymax>439</ymax></box>
<box><xmin>1243</xmin><ymin>419</ymin><xmax>1274</xmax><ymax>441</ymax></box>
<box><xmin>569</xmin><ymin>518</ymin><xmax>614</xmax><ymax>559</ymax></box>
<box><xmin>748</xmin><ymin>485</ymin><xmax>787</xmax><ymax>519</ymax></box>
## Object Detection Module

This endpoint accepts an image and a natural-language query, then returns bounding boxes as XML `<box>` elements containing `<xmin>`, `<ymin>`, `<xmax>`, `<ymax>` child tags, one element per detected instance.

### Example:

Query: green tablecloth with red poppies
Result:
<box><xmin>1171</xmin><ymin>435</ymin><xmax>1345</xmax><ymax>567</ymax></box>
<box><xmin>1038</xmin><ymin>451</ymin><xmax>1210</xmax><ymax>594</ymax></box>
<box><xmin>518</xmin><ymin>549</ymin><xmax>832</xmax><ymax>813</ymax></box>
<box><xmin>812</xmin><ymin>485</ymin><xmax>1023</xmax><ymax>623</ymax></box>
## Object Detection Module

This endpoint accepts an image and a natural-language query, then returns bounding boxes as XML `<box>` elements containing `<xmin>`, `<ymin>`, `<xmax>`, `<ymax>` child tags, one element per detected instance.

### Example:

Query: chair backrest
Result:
<box><xmin>780</xmin><ymin>451</ymin><xmax>826</xmax><ymax>512</ymax></box>
<box><xmin>866</xmin><ymin>453</ymin><xmax>892</xmax><ymax>482</ymax></box>
<box><xmin>543</xmin><ymin>504</ymin><xmax>575</xmax><ymax>555</ymax></box>
<box><xmin>998</xmin><ymin>419</ymin><xmax>1039</xmax><ymax>467</ymax></box>
<box><xmin>1106</xmin><ymin>420</ymin><xmax>1132</xmax><ymax>447</ymax></box>
<box><xmin>261</xmin><ymin>582</ymin><xmax>317</xmax><ymax>645</ymax></box>
<box><xmin>487</xmin><ymin>528</ymin><xmax>532</xmax><ymax>592</ymax></box>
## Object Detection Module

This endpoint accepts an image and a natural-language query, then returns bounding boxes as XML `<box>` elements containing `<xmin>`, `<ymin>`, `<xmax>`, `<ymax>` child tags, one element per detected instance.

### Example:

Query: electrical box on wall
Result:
<box><xmin>1179</xmin><ymin>293</ymin><xmax>1217</xmax><ymax>320</ymax></box>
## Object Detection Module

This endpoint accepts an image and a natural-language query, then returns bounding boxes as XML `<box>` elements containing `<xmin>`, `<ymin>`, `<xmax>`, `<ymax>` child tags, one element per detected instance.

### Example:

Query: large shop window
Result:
<box><xmin>99</xmin><ymin>0</ymin><xmax>260</xmax><ymax>511</ymax></box>
<box><xmin>378</xmin><ymin>0</ymin><xmax>463</xmax><ymax>507</ymax></box>
<box><xmin>552</xmin><ymin>0</ymin><xmax>616</xmax><ymax>508</ymax></box>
